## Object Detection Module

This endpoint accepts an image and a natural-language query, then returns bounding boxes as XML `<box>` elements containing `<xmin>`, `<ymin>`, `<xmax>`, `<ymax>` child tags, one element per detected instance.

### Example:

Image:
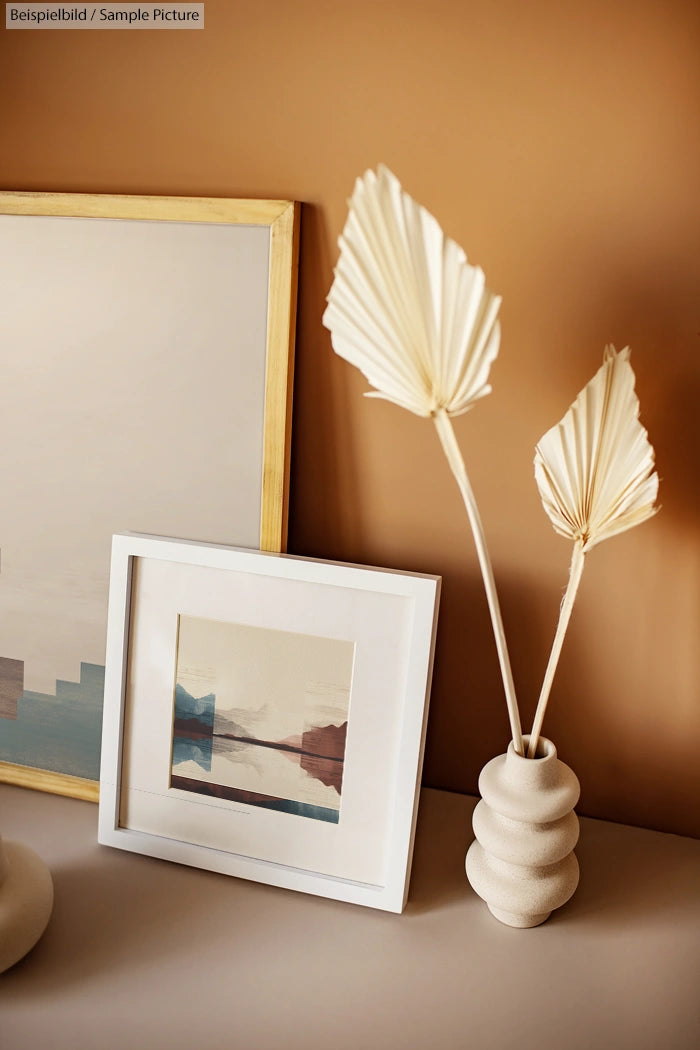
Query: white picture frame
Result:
<box><xmin>98</xmin><ymin>533</ymin><xmax>440</xmax><ymax>912</ymax></box>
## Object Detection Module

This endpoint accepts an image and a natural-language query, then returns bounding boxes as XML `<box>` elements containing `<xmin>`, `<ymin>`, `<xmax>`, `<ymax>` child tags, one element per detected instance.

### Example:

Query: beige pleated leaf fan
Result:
<box><xmin>324</xmin><ymin>165</ymin><xmax>524</xmax><ymax>754</ymax></box>
<box><xmin>535</xmin><ymin>345</ymin><xmax>658</xmax><ymax>552</ymax></box>
<box><xmin>322</xmin><ymin>164</ymin><xmax>502</xmax><ymax>418</ymax></box>
<box><xmin>528</xmin><ymin>345</ymin><xmax>659</xmax><ymax>755</ymax></box>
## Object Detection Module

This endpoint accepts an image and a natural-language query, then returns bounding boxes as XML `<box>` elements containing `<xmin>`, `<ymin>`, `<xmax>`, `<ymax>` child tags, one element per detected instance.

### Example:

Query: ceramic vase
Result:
<box><xmin>466</xmin><ymin>735</ymin><xmax>580</xmax><ymax>928</ymax></box>
<box><xmin>0</xmin><ymin>833</ymin><xmax>54</xmax><ymax>973</ymax></box>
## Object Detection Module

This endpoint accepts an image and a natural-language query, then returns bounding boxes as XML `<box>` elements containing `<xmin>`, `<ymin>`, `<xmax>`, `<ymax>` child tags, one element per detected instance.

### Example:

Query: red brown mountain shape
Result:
<box><xmin>279</xmin><ymin>722</ymin><xmax>347</xmax><ymax>794</ymax></box>
<box><xmin>301</xmin><ymin>721</ymin><xmax>347</xmax><ymax>761</ymax></box>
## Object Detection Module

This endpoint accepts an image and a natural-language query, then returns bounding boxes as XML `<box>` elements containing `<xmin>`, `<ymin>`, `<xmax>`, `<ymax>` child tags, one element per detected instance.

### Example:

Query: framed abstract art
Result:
<box><xmin>98</xmin><ymin>533</ymin><xmax>440</xmax><ymax>912</ymax></box>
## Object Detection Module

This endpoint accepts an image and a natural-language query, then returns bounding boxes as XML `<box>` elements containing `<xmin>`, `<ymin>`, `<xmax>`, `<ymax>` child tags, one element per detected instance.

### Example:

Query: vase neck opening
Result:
<box><xmin>511</xmin><ymin>735</ymin><xmax>556</xmax><ymax>761</ymax></box>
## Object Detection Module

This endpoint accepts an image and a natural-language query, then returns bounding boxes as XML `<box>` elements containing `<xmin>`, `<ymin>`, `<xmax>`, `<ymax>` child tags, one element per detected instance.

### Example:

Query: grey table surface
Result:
<box><xmin>1</xmin><ymin>784</ymin><xmax>699</xmax><ymax>1050</ymax></box>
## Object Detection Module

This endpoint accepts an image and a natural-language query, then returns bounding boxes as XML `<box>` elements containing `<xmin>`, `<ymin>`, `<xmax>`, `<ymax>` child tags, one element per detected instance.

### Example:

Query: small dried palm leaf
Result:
<box><xmin>528</xmin><ymin>345</ymin><xmax>659</xmax><ymax>756</ymax></box>
<box><xmin>322</xmin><ymin>165</ymin><xmax>501</xmax><ymax>418</ymax></box>
<box><xmin>535</xmin><ymin>345</ymin><xmax>658</xmax><ymax>552</ymax></box>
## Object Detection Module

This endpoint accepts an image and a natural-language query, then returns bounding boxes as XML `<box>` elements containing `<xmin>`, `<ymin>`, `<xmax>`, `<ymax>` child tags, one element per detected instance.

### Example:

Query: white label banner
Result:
<box><xmin>5</xmin><ymin>4</ymin><xmax>205</xmax><ymax>28</ymax></box>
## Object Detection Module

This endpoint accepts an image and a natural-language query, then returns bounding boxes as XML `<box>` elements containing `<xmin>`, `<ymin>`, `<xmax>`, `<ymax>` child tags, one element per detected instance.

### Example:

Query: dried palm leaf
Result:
<box><xmin>323</xmin><ymin>166</ymin><xmax>523</xmax><ymax>753</ymax></box>
<box><xmin>528</xmin><ymin>345</ymin><xmax>659</xmax><ymax>755</ymax></box>
<box><xmin>322</xmin><ymin>164</ymin><xmax>502</xmax><ymax>418</ymax></box>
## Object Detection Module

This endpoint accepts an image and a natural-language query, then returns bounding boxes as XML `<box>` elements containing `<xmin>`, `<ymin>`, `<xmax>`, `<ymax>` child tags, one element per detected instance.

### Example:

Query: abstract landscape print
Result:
<box><xmin>170</xmin><ymin>616</ymin><xmax>354</xmax><ymax>824</ymax></box>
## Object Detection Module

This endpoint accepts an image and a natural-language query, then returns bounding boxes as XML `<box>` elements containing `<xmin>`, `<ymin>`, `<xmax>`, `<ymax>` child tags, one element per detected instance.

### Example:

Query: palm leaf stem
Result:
<box><xmin>433</xmin><ymin>408</ymin><xmax>524</xmax><ymax>756</ymax></box>
<box><xmin>527</xmin><ymin>542</ymin><xmax>586</xmax><ymax>757</ymax></box>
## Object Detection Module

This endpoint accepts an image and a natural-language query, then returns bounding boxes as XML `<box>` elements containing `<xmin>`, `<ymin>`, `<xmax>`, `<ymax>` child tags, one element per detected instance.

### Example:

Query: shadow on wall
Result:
<box><xmin>287</xmin><ymin>202</ymin><xmax>365</xmax><ymax>560</ymax></box>
<box><xmin>554</xmin><ymin>224</ymin><xmax>700</xmax><ymax>537</ymax></box>
<box><xmin>648</xmin><ymin>359</ymin><xmax>700</xmax><ymax>532</ymax></box>
<box><xmin>621</xmin><ymin>277</ymin><xmax>698</xmax><ymax>537</ymax></box>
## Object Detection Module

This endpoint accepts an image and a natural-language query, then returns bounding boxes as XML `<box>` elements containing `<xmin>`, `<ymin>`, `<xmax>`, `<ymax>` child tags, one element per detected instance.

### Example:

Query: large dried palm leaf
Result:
<box><xmin>323</xmin><ymin>166</ymin><xmax>523</xmax><ymax>753</ymax></box>
<box><xmin>323</xmin><ymin>165</ymin><xmax>502</xmax><ymax>418</ymax></box>
<box><xmin>528</xmin><ymin>345</ymin><xmax>659</xmax><ymax>755</ymax></box>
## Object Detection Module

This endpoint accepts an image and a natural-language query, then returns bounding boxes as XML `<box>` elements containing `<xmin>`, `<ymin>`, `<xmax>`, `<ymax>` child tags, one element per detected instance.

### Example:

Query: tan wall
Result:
<box><xmin>2</xmin><ymin>0</ymin><xmax>698</xmax><ymax>835</ymax></box>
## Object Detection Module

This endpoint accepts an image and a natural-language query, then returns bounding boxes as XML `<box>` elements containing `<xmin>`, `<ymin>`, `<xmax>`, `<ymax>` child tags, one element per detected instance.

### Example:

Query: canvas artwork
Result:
<box><xmin>0</xmin><ymin>194</ymin><xmax>298</xmax><ymax>798</ymax></box>
<box><xmin>171</xmin><ymin>616</ymin><xmax>355</xmax><ymax>825</ymax></box>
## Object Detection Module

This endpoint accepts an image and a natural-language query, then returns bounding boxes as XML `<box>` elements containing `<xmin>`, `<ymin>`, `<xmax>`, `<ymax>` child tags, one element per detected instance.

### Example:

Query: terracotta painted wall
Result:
<box><xmin>2</xmin><ymin>0</ymin><xmax>698</xmax><ymax>835</ymax></box>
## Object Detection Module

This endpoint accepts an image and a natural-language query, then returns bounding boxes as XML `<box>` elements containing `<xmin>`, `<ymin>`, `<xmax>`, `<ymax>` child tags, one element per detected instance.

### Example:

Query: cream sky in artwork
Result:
<box><xmin>175</xmin><ymin>615</ymin><xmax>354</xmax><ymax>742</ymax></box>
<box><xmin>0</xmin><ymin>214</ymin><xmax>268</xmax><ymax>693</ymax></box>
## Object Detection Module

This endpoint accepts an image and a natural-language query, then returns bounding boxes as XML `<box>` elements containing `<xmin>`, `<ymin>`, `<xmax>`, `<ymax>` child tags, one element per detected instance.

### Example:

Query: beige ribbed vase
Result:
<box><xmin>466</xmin><ymin>735</ymin><xmax>580</xmax><ymax>928</ymax></box>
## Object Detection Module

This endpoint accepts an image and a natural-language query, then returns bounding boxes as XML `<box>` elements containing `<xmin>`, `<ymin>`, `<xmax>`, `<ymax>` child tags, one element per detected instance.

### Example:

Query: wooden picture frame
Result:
<box><xmin>98</xmin><ymin>533</ymin><xmax>440</xmax><ymax>912</ymax></box>
<box><xmin>0</xmin><ymin>192</ymin><xmax>299</xmax><ymax>801</ymax></box>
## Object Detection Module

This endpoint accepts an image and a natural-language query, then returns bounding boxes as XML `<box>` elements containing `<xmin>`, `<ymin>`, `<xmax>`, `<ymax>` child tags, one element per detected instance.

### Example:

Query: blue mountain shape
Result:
<box><xmin>0</xmin><ymin>662</ymin><xmax>105</xmax><ymax>780</ymax></box>
<box><xmin>174</xmin><ymin>683</ymin><xmax>215</xmax><ymax>728</ymax></box>
<box><xmin>172</xmin><ymin>733</ymin><xmax>212</xmax><ymax>773</ymax></box>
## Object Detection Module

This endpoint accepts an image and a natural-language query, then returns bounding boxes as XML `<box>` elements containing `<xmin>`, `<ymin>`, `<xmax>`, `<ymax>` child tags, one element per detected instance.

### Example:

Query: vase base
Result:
<box><xmin>0</xmin><ymin>841</ymin><xmax>54</xmax><ymax>973</ymax></box>
<box><xmin>487</xmin><ymin>904</ymin><xmax>551</xmax><ymax>928</ymax></box>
